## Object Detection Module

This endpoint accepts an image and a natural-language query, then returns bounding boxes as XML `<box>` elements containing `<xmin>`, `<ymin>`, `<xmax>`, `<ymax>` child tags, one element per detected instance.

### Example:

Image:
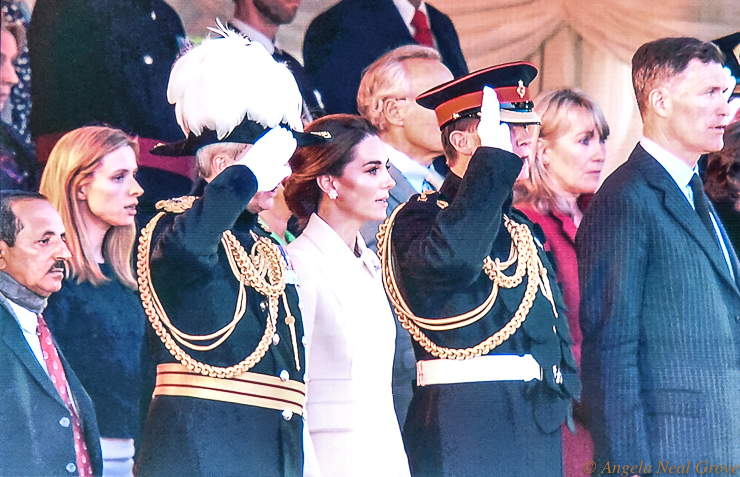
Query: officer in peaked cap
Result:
<box><xmin>376</xmin><ymin>63</ymin><xmax>580</xmax><ymax>477</ymax></box>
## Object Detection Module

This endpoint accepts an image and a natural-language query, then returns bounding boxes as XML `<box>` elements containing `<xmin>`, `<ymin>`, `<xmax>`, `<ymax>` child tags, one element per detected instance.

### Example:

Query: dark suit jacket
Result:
<box><xmin>0</xmin><ymin>298</ymin><xmax>103</xmax><ymax>476</ymax></box>
<box><xmin>576</xmin><ymin>144</ymin><xmax>740</xmax><ymax>471</ymax></box>
<box><xmin>303</xmin><ymin>0</ymin><xmax>468</xmax><ymax>115</ymax></box>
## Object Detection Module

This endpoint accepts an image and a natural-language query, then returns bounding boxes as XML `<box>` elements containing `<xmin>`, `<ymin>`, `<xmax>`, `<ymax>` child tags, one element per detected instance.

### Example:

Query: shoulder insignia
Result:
<box><xmin>155</xmin><ymin>196</ymin><xmax>197</xmax><ymax>214</ymax></box>
<box><xmin>417</xmin><ymin>190</ymin><xmax>435</xmax><ymax>202</ymax></box>
<box><xmin>436</xmin><ymin>200</ymin><xmax>449</xmax><ymax>209</ymax></box>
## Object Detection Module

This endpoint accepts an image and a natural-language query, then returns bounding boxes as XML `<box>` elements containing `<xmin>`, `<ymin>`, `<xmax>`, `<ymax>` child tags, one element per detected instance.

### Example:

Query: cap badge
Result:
<box><xmin>517</xmin><ymin>80</ymin><xmax>526</xmax><ymax>99</ymax></box>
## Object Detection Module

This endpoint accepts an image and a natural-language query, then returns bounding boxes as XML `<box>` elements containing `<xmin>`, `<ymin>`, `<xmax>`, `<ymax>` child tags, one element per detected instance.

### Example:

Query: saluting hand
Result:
<box><xmin>236</xmin><ymin>126</ymin><xmax>296</xmax><ymax>191</ymax></box>
<box><xmin>477</xmin><ymin>86</ymin><xmax>513</xmax><ymax>153</ymax></box>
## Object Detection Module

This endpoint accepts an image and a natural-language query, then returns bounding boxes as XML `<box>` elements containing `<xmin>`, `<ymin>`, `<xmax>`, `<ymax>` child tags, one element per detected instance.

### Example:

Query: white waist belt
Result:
<box><xmin>416</xmin><ymin>354</ymin><xmax>542</xmax><ymax>387</ymax></box>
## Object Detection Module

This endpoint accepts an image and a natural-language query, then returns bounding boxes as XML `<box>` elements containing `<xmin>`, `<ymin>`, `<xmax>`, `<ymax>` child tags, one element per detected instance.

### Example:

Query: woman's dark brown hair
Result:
<box><xmin>284</xmin><ymin>114</ymin><xmax>377</xmax><ymax>227</ymax></box>
<box><xmin>705</xmin><ymin>121</ymin><xmax>740</xmax><ymax>205</ymax></box>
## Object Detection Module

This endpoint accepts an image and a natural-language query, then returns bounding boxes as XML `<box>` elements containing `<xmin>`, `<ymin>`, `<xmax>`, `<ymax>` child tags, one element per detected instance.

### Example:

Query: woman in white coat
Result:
<box><xmin>284</xmin><ymin>115</ymin><xmax>410</xmax><ymax>477</ymax></box>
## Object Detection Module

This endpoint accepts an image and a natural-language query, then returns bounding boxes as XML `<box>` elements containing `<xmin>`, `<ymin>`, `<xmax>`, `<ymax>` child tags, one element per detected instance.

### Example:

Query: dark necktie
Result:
<box><xmin>411</xmin><ymin>9</ymin><xmax>434</xmax><ymax>48</ymax></box>
<box><xmin>689</xmin><ymin>173</ymin><xmax>721</xmax><ymax>250</ymax></box>
<box><xmin>37</xmin><ymin>315</ymin><xmax>94</xmax><ymax>477</ymax></box>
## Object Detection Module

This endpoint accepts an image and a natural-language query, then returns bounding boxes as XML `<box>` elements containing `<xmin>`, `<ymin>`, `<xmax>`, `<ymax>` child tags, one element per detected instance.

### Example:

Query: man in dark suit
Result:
<box><xmin>0</xmin><ymin>191</ymin><xmax>102</xmax><ymax>476</ymax></box>
<box><xmin>303</xmin><ymin>0</ymin><xmax>467</xmax><ymax>115</ymax></box>
<box><xmin>356</xmin><ymin>44</ymin><xmax>453</xmax><ymax>427</ymax></box>
<box><xmin>230</xmin><ymin>0</ymin><xmax>324</xmax><ymax>123</ymax></box>
<box><xmin>577</xmin><ymin>37</ymin><xmax>740</xmax><ymax>475</ymax></box>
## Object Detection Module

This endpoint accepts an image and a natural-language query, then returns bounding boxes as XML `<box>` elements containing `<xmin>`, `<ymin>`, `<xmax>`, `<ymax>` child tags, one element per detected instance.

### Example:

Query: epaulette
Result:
<box><xmin>155</xmin><ymin>196</ymin><xmax>198</xmax><ymax>214</ymax></box>
<box><xmin>409</xmin><ymin>190</ymin><xmax>449</xmax><ymax>210</ymax></box>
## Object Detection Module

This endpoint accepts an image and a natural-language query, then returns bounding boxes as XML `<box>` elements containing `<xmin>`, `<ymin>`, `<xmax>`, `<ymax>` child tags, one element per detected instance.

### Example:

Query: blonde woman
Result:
<box><xmin>514</xmin><ymin>88</ymin><xmax>609</xmax><ymax>477</ymax></box>
<box><xmin>40</xmin><ymin>125</ymin><xmax>145</xmax><ymax>477</ymax></box>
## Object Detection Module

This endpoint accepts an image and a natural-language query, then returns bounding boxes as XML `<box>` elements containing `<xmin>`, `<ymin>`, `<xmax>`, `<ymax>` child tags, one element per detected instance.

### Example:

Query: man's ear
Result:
<box><xmin>449</xmin><ymin>130</ymin><xmax>476</xmax><ymax>157</ymax></box>
<box><xmin>316</xmin><ymin>175</ymin><xmax>336</xmax><ymax>195</ymax></box>
<box><xmin>0</xmin><ymin>241</ymin><xmax>9</xmax><ymax>270</ymax></box>
<box><xmin>211</xmin><ymin>152</ymin><xmax>232</xmax><ymax>176</ymax></box>
<box><xmin>648</xmin><ymin>86</ymin><xmax>671</xmax><ymax>119</ymax></box>
<box><xmin>382</xmin><ymin>98</ymin><xmax>406</xmax><ymax>128</ymax></box>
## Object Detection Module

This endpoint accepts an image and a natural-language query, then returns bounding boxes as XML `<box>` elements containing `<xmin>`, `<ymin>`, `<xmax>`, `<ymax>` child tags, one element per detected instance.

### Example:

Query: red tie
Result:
<box><xmin>37</xmin><ymin>315</ymin><xmax>94</xmax><ymax>477</ymax></box>
<box><xmin>411</xmin><ymin>9</ymin><xmax>434</xmax><ymax>47</ymax></box>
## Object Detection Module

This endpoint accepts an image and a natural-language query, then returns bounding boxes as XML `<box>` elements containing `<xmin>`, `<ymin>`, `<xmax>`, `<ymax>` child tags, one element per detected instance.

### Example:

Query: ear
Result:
<box><xmin>211</xmin><ymin>152</ymin><xmax>231</xmax><ymax>176</ymax></box>
<box><xmin>316</xmin><ymin>175</ymin><xmax>336</xmax><ymax>196</ymax></box>
<box><xmin>0</xmin><ymin>241</ymin><xmax>8</xmax><ymax>270</ymax></box>
<box><xmin>537</xmin><ymin>137</ymin><xmax>550</xmax><ymax>165</ymax></box>
<box><xmin>382</xmin><ymin>98</ymin><xmax>406</xmax><ymax>128</ymax></box>
<box><xmin>77</xmin><ymin>180</ymin><xmax>89</xmax><ymax>201</ymax></box>
<box><xmin>449</xmin><ymin>130</ymin><xmax>476</xmax><ymax>157</ymax></box>
<box><xmin>648</xmin><ymin>86</ymin><xmax>671</xmax><ymax>118</ymax></box>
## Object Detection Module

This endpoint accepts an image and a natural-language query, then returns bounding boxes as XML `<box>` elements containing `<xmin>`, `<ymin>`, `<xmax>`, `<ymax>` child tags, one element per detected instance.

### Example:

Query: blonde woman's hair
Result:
<box><xmin>40</xmin><ymin>126</ymin><xmax>140</xmax><ymax>288</ymax></box>
<box><xmin>514</xmin><ymin>88</ymin><xmax>609</xmax><ymax>217</ymax></box>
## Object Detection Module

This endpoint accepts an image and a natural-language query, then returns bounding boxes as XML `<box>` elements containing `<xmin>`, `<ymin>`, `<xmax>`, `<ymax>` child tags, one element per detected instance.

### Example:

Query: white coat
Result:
<box><xmin>287</xmin><ymin>214</ymin><xmax>410</xmax><ymax>477</ymax></box>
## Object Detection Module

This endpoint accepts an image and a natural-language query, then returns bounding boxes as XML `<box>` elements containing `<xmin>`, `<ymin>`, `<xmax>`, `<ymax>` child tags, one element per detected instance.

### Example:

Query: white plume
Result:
<box><xmin>167</xmin><ymin>20</ymin><xmax>303</xmax><ymax>139</ymax></box>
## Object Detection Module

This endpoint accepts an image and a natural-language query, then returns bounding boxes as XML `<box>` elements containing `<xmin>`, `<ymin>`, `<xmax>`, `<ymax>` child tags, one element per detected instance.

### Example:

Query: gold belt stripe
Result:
<box><xmin>154</xmin><ymin>363</ymin><xmax>306</xmax><ymax>415</ymax></box>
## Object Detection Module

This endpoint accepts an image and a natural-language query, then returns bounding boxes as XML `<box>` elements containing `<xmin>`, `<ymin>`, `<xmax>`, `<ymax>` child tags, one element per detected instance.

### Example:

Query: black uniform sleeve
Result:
<box><xmin>151</xmin><ymin>165</ymin><xmax>258</xmax><ymax>280</ymax></box>
<box><xmin>394</xmin><ymin>147</ymin><xmax>523</xmax><ymax>288</ymax></box>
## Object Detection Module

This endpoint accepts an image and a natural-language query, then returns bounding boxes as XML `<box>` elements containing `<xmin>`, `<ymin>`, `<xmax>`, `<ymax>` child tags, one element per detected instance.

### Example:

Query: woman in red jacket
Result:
<box><xmin>514</xmin><ymin>88</ymin><xmax>609</xmax><ymax>477</ymax></box>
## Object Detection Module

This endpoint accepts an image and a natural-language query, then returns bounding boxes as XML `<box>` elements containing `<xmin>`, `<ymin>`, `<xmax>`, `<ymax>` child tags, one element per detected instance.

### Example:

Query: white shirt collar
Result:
<box><xmin>640</xmin><ymin>137</ymin><xmax>698</xmax><ymax>204</ymax></box>
<box><xmin>383</xmin><ymin>142</ymin><xmax>433</xmax><ymax>194</ymax></box>
<box><xmin>230</xmin><ymin>18</ymin><xmax>276</xmax><ymax>54</ymax></box>
<box><xmin>392</xmin><ymin>0</ymin><xmax>429</xmax><ymax>31</ymax></box>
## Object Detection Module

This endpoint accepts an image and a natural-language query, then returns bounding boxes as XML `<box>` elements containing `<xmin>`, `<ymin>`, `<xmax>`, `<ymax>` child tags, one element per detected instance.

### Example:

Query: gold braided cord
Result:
<box><xmin>377</xmin><ymin>203</ymin><xmax>558</xmax><ymax>360</ymax></box>
<box><xmin>137</xmin><ymin>198</ymin><xmax>288</xmax><ymax>379</ymax></box>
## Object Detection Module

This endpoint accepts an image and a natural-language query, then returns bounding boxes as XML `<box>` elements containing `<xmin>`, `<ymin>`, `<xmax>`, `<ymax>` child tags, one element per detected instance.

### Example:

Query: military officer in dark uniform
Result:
<box><xmin>376</xmin><ymin>64</ymin><xmax>580</xmax><ymax>477</ymax></box>
<box><xmin>135</xmin><ymin>27</ymin><xmax>319</xmax><ymax>477</ymax></box>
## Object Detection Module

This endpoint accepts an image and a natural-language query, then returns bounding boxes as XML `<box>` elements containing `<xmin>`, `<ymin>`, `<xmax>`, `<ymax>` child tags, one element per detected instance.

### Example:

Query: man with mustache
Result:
<box><xmin>0</xmin><ymin>190</ymin><xmax>103</xmax><ymax>476</ymax></box>
<box><xmin>577</xmin><ymin>37</ymin><xmax>740</xmax><ymax>474</ymax></box>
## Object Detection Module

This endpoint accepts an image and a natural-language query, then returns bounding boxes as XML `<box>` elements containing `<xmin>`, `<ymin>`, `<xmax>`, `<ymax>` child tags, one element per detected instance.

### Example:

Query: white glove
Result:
<box><xmin>236</xmin><ymin>126</ymin><xmax>296</xmax><ymax>191</ymax></box>
<box><xmin>477</xmin><ymin>86</ymin><xmax>513</xmax><ymax>153</ymax></box>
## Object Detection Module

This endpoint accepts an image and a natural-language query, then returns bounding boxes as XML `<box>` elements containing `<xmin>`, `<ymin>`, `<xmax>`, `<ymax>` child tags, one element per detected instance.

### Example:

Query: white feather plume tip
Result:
<box><xmin>167</xmin><ymin>19</ymin><xmax>303</xmax><ymax>139</ymax></box>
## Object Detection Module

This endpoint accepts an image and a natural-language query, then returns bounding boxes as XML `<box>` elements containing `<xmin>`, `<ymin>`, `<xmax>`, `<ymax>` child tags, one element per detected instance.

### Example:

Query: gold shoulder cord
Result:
<box><xmin>376</xmin><ymin>202</ymin><xmax>559</xmax><ymax>360</ymax></box>
<box><xmin>137</xmin><ymin>196</ymin><xmax>301</xmax><ymax>379</ymax></box>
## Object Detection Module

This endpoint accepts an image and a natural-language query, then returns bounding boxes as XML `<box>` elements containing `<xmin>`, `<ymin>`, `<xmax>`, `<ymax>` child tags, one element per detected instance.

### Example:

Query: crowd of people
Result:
<box><xmin>2</xmin><ymin>0</ymin><xmax>740</xmax><ymax>476</ymax></box>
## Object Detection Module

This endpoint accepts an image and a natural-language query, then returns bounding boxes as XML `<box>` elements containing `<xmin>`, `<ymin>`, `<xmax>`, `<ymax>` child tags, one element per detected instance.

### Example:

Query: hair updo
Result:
<box><xmin>284</xmin><ymin>114</ymin><xmax>377</xmax><ymax>226</ymax></box>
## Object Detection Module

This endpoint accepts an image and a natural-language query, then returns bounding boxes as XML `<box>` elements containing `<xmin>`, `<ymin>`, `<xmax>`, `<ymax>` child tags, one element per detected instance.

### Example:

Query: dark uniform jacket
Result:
<box><xmin>389</xmin><ymin>147</ymin><xmax>579</xmax><ymax>477</ymax></box>
<box><xmin>0</xmin><ymin>297</ymin><xmax>103</xmax><ymax>477</ymax></box>
<box><xmin>136</xmin><ymin>165</ymin><xmax>306</xmax><ymax>477</ymax></box>
<box><xmin>303</xmin><ymin>0</ymin><xmax>468</xmax><ymax>115</ymax></box>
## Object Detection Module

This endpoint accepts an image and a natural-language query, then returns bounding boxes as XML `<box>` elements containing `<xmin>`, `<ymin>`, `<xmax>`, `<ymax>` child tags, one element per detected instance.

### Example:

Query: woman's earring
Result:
<box><xmin>328</xmin><ymin>190</ymin><xmax>338</xmax><ymax>200</ymax></box>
